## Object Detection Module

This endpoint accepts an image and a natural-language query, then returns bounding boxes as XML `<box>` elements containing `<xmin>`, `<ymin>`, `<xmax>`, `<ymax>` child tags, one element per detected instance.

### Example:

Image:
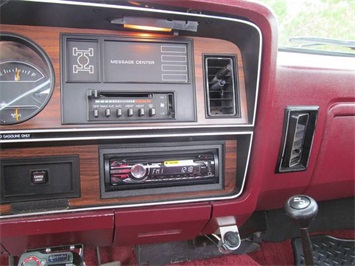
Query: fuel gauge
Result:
<box><xmin>0</xmin><ymin>33</ymin><xmax>54</xmax><ymax>125</ymax></box>
<box><xmin>0</xmin><ymin>61</ymin><xmax>45</xmax><ymax>82</ymax></box>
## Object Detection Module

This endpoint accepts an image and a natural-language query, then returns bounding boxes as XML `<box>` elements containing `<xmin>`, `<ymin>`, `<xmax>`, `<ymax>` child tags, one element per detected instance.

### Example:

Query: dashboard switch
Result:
<box><xmin>127</xmin><ymin>108</ymin><xmax>134</xmax><ymax>117</ymax></box>
<box><xmin>138</xmin><ymin>108</ymin><xmax>145</xmax><ymax>117</ymax></box>
<box><xmin>149</xmin><ymin>108</ymin><xmax>156</xmax><ymax>117</ymax></box>
<box><xmin>105</xmin><ymin>109</ymin><xmax>111</xmax><ymax>117</ymax></box>
<box><xmin>93</xmin><ymin>109</ymin><xmax>99</xmax><ymax>118</ymax></box>
<box><xmin>31</xmin><ymin>170</ymin><xmax>48</xmax><ymax>185</ymax></box>
<box><xmin>116</xmin><ymin>108</ymin><xmax>122</xmax><ymax>117</ymax></box>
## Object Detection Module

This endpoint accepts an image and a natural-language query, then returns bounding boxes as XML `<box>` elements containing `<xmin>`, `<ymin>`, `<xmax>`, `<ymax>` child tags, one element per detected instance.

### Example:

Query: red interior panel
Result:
<box><xmin>0</xmin><ymin>211</ymin><xmax>114</xmax><ymax>255</ymax></box>
<box><xmin>255</xmin><ymin>52</ymin><xmax>355</xmax><ymax>210</ymax></box>
<box><xmin>114</xmin><ymin>204</ymin><xmax>211</xmax><ymax>245</ymax></box>
<box><xmin>305</xmin><ymin>104</ymin><xmax>355</xmax><ymax>200</ymax></box>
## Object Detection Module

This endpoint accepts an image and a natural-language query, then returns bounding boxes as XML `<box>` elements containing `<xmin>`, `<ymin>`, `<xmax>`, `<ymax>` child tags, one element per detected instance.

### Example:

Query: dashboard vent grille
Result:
<box><xmin>204</xmin><ymin>56</ymin><xmax>237</xmax><ymax>117</ymax></box>
<box><xmin>276</xmin><ymin>106</ymin><xmax>319</xmax><ymax>173</ymax></box>
<box><xmin>289</xmin><ymin>114</ymin><xmax>309</xmax><ymax>167</ymax></box>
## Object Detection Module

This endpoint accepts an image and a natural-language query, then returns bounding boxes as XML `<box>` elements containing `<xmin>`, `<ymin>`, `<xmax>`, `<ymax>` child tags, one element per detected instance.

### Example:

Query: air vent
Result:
<box><xmin>289</xmin><ymin>114</ymin><xmax>309</xmax><ymax>167</ymax></box>
<box><xmin>277</xmin><ymin>106</ymin><xmax>319</xmax><ymax>173</ymax></box>
<box><xmin>204</xmin><ymin>56</ymin><xmax>238</xmax><ymax>117</ymax></box>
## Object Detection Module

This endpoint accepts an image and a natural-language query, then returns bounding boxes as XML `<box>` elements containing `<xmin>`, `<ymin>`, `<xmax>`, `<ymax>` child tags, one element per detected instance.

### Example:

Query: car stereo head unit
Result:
<box><xmin>99</xmin><ymin>142</ymin><xmax>224</xmax><ymax>199</ymax></box>
<box><xmin>107</xmin><ymin>151</ymin><xmax>218</xmax><ymax>189</ymax></box>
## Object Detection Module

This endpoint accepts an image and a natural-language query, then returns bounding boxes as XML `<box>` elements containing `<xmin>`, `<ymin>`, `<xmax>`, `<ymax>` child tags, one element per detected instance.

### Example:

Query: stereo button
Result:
<box><xmin>149</xmin><ymin>108</ymin><xmax>156</xmax><ymax>117</ymax></box>
<box><xmin>138</xmin><ymin>108</ymin><xmax>145</xmax><ymax>117</ymax></box>
<box><xmin>127</xmin><ymin>108</ymin><xmax>134</xmax><ymax>117</ymax></box>
<box><xmin>131</xmin><ymin>164</ymin><xmax>146</xmax><ymax>179</ymax></box>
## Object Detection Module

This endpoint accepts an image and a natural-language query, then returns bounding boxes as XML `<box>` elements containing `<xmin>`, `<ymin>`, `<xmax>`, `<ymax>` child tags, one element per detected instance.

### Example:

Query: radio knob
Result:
<box><xmin>131</xmin><ymin>164</ymin><xmax>146</xmax><ymax>179</ymax></box>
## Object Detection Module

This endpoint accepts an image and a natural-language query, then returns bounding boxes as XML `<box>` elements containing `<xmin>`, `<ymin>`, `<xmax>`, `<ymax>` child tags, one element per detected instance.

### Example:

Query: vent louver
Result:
<box><xmin>277</xmin><ymin>106</ymin><xmax>319</xmax><ymax>173</ymax></box>
<box><xmin>204</xmin><ymin>56</ymin><xmax>237</xmax><ymax>117</ymax></box>
<box><xmin>289</xmin><ymin>114</ymin><xmax>309</xmax><ymax>167</ymax></box>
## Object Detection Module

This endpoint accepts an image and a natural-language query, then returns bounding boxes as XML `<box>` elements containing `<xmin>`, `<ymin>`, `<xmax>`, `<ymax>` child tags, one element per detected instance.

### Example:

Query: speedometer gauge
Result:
<box><xmin>0</xmin><ymin>33</ymin><xmax>54</xmax><ymax>125</ymax></box>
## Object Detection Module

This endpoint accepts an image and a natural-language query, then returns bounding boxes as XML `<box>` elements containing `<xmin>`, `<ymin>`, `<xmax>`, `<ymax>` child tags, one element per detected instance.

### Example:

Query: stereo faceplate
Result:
<box><xmin>99</xmin><ymin>142</ymin><xmax>224</xmax><ymax>199</ymax></box>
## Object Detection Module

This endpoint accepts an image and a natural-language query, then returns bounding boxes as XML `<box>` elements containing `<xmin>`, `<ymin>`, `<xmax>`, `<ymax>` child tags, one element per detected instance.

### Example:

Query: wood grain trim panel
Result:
<box><xmin>0</xmin><ymin>140</ymin><xmax>237</xmax><ymax>215</ymax></box>
<box><xmin>0</xmin><ymin>24</ymin><xmax>247</xmax><ymax>131</ymax></box>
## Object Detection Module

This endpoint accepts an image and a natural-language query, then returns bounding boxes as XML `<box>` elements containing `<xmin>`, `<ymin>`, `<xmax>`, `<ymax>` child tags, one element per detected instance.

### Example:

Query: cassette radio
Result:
<box><xmin>103</xmin><ymin>150</ymin><xmax>219</xmax><ymax>190</ymax></box>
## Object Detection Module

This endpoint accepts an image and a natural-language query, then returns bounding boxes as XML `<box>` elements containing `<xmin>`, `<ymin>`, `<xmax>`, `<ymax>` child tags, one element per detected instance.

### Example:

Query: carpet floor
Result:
<box><xmin>1</xmin><ymin>229</ymin><xmax>354</xmax><ymax>266</ymax></box>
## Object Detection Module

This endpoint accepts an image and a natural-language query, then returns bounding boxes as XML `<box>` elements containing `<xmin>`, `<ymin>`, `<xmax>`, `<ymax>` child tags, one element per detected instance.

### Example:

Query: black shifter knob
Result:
<box><xmin>285</xmin><ymin>195</ymin><xmax>318</xmax><ymax>266</ymax></box>
<box><xmin>285</xmin><ymin>195</ymin><xmax>318</xmax><ymax>229</ymax></box>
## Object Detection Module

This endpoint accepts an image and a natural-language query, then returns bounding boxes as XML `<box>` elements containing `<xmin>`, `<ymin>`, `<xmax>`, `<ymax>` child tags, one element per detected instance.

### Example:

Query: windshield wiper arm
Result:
<box><xmin>289</xmin><ymin>37</ymin><xmax>355</xmax><ymax>50</ymax></box>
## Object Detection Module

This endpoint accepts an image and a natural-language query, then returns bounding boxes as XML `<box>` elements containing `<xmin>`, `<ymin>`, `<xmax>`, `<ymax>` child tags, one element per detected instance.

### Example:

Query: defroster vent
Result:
<box><xmin>204</xmin><ymin>56</ymin><xmax>238</xmax><ymax>117</ymax></box>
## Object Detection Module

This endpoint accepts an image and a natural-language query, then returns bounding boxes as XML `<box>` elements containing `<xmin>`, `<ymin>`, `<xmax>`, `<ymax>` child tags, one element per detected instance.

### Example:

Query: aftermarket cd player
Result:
<box><xmin>99</xmin><ymin>143</ymin><xmax>224</xmax><ymax>198</ymax></box>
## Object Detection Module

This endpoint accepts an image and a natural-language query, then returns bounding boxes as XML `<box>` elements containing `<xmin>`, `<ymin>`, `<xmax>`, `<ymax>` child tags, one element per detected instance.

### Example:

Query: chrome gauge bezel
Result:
<box><xmin>0</xmin><ymin>33</ymin><xmax>55</xmax><ymax>125</ymax></box>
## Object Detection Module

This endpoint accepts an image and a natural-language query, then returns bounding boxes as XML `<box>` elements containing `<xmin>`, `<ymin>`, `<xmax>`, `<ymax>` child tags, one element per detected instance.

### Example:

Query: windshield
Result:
<box><xmin>260</xmin><ymin>0</ymin><xmax>355</xmax><ymax>55</ymax></box>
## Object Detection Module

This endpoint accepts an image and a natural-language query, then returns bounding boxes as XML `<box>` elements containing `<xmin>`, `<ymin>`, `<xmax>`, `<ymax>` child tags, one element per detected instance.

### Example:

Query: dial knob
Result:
<box><xmin>21</xmin><ymin>256</ymin><xmax>41</xmax><ymax>266</ymax></box>
<box><xmin>131</xmin><ymin>164</ymin><xmax>146</xmax><ymax>179</ymax></box>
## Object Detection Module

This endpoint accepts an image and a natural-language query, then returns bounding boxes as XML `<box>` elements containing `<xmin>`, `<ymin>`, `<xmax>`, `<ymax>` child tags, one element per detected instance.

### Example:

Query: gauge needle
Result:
<box><xmin>15</xmin><ymin>69</ymin><xmax>21</xmax><ymax>81</ymax></box>
<box><xmin>15</xmin><ymin>108</ymin><xmax>19</xmax><ymax>121</ymax></box>
<box><xmin>0</xmin><ymin>79</ymin><xmax>51</xmax><ymax>111</ymax></box>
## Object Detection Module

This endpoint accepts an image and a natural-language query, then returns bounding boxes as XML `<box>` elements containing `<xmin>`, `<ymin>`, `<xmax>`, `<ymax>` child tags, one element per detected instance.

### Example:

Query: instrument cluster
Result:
<box><xmin>0</xmin><ymin>33</ymin><xmax>55</xmax><ymax>125</ymax></box>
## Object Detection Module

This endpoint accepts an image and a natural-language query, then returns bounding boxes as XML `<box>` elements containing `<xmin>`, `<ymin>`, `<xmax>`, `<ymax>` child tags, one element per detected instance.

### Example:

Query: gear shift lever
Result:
<box><xmin>285</xmin><ymin>195</ymin><xmax>318</xmax><ymax>266</ymax></box>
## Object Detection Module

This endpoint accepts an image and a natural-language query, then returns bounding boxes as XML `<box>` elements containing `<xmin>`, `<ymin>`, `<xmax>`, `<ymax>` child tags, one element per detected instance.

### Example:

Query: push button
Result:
<box><xmin>138</xmin><ymin>108</ymin><xmax>145</xmax><ymax>117</ymax></box>
<box><xmin>149</xmin><ymin>108</ymin><xmax>156</xmax><ymax>117</ymax></box>
<box><xmin>127</xmin><ymin>108</ymin><xmax>134</xmax><ymax>117</ymax></box>
<box><xmin>105</xmin><ymin>109</ymin><xmax>111</xmax><ymax>117</ymax></box>
<box><xmin>93</xmin><ymin>109</ymin><xmax>99</xmax><ymax>118</ymax></box>
<box><xmin>116</xmin><ymin>108</ymin><xmax>122</xmax><ymax>117</ymax></box>
<box><xmin>31</xmin><ymin>170</ymin><xmax>48</xmax><ymax>184</ymax></box>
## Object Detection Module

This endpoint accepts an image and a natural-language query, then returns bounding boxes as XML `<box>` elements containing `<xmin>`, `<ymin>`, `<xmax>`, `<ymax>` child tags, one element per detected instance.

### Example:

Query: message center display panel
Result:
<box><xmin>103</xmin><ymin>41</ymin><xmax>189</xmax><ymax>83</ymax></box>
<box><xmin>61</xmin><ymin>34</ymin><xmax>195</xmax><ymax>124</ymax></box>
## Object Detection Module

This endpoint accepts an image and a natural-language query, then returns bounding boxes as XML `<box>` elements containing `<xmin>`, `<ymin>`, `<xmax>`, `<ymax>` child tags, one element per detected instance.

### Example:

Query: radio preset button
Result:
<box><xmin>131</xmin><ymin>164</ymin><xmax>146</xmax><ymax>179</ymax></box>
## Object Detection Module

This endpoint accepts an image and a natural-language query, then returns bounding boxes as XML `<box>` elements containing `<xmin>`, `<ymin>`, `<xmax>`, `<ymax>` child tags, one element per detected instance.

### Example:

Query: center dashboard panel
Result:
<box><xmin>62</xmin><ymin>35</ymin><xmax>196</xmax><ymax>124</ymax></box>
<box><xmin>0</xmin><ymin>0</ymin><xmax>262</xmax><ymax>220</ymax></box>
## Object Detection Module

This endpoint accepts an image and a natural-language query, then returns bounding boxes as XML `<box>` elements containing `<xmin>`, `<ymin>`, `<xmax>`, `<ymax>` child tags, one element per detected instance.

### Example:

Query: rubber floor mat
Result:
<box><xmin>292</xmin><ymin>235</ymin><xmax>355</xmax><ymax>266</ymax></box>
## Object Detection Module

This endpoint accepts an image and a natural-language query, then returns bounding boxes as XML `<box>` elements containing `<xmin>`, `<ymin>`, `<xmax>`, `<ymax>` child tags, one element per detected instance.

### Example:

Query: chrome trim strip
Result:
<box><xmin>1</xmin><ymin>124</ymin><xmax>253</xmax><ymax>134</ymax></box>
<box><xmin>0</xmin><ymin>124</ymin><xmax>253</xmax><ymax>143</ymax></box>
<box><xmin>0</xmin><ymin>131</ymin><xmax>251</xmax><ymax>143</ymax></box>
<box><xmin>0</xmin><ymin>132</ymin><xmax>253</xmax><ymax>219</ymax></box>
